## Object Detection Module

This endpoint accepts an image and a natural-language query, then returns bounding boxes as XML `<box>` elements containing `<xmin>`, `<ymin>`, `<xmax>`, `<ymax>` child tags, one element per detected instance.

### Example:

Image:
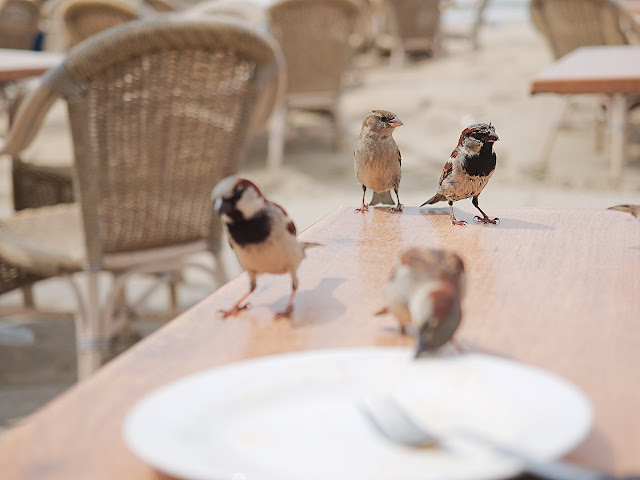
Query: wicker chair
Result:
<box><xmin>0</xmin><ymin>17</ymin><xmax>285</xmax><ymax>379</ymax></box>
<box><xmin>382</xmin><ymin>0</ymin><xmax>442</xmax><ymax>68</ymax></box>
<box><xmin>266</xmin><ymin>0</ymin><xmax>360</xmax><ymax>170</ymax></box>
<box><xmin>61</xmin><ymin>0</ymin><xmax>138</xmax><ymax>46</ymax></box>
<box><xmin>529</xmin><ymin>0</ymin><xmax>632</xmax><ymax>173</ymax></box>
<box><xmin>530</xmin><ymin>0</ymin><xmax>627</xmax><ymax>59</ymax></box>
<box><xmin>182</xmin><ymin>0</ymin><xmax>268</xmax><ymax>29</ymax></box>
<box><xmin>0</xmin><ymin>0</ymin><xmax>42</xmax><ymax>49</ymax></box>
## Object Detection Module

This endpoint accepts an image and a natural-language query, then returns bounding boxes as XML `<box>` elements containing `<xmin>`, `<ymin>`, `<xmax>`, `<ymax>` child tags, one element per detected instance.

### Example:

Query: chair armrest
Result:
<box><xmin>0</xmin><ymin>81</ymin><xmax>60</xmax><ymax>157</ymax></box>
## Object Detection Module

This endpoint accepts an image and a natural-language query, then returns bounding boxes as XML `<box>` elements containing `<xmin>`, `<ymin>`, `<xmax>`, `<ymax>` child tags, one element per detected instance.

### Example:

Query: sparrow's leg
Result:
<box><xmin>354</xmin><ymin>184</ymin><xmax>369</xmax><ymax>213</ymax></box>
<box><xmin>472</xmin><ymin>196</ymin><xmax>499</xmax><ymax>224</ymax></box>
<box><xmin>275</xmin><ymin>272</ymin><xmax>298</xmax><ymax>320</ymax></box>
<box><xmin>218</xmin><ymin>274</ymin><xmax>256</xmax><ymax>319</ymax></box>
<box><xmin>389</xmin><ymin>188</ymin><xmax>403</xmax><ymax>213</ymax></box>
<box><xmin>449</xmin><ymin>201</ymin><xmax>467</xmax><ymax>226</ymax></box>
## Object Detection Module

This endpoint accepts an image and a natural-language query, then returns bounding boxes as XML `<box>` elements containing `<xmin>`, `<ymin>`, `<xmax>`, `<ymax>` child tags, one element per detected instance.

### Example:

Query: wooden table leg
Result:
<box><xmin>609</xmin><ymin>93</ymin><xmax>627</xmax><ymax>179</ymax></box>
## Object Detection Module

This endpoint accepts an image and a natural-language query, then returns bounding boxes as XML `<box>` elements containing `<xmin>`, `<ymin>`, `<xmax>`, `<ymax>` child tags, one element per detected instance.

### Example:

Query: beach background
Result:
<box><xmin>2</xmin><ymin>0</ymin><xmax>640</xmax><ymax>432</ymax></box>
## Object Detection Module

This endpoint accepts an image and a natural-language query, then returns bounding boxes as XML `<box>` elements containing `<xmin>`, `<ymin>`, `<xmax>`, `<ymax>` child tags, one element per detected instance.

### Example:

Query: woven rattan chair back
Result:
<box><xmin>61</xmin><ymin>0</ymin><xmax>138</xmax><ymax>46</ymax></box>
<box><xmin>386</xmin><ymin>0</ymin><xmax>440</xmax><ymax>47</ymax></box>
<box><xmin>530</xmin><ymin>0</ymin><xmax>628</xmax><ymax>59</ymax></box>
<box><xmin>41</xmin><ymin>18</ymin><xmax>283</xmax><ymax>267</ymax></box>
<box><xmin>0</xmin><ymin>0</ymin><xmax>41</xmax><ymax>49</ymax></box>
<box><xmin>268</xmin><ymin>0</ymin><xmax>360</xmax><ymax>95</ymax></box>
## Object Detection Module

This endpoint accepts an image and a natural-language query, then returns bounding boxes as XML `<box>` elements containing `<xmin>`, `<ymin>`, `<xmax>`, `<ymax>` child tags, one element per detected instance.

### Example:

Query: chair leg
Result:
<box><xmin>212</xmin><ymin>250</ymin><xmax>229</xmax><ymax>287</ymax></box>
<box><xmin>608</xmin><ymin>93</ymin><xmax>627</xmax><ymax>180</ymax></box>
<box><xmin>535</xmin><ymin>96</ymin><xmax>571</xmax><ymax>175</ymax></box>
<box><xmin>390</xmin><ymin>44</ymin><xmax>405</xmax><ymax>69</ymax></box>
<box><xmin>21</xmin><ymin>284</ymin><xmax>35</xmax><ymax>308</ymax></box>
<box><xmin>267</xmin><ymin>105</ymin><xmax>287</xmax><ymax>172</ymax></box>
<box><xmin>74</xmin><ymin>271</ymin><xmax>107</xmax><ymax>381</ymax></box>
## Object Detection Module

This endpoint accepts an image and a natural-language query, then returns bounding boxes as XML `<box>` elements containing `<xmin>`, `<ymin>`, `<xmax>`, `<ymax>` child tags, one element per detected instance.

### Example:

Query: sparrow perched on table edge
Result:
<box><xmin>608</xmin><ymin>204</ymin><xmax>640</xmax><ymax>220</ymax></box>
<box><xmin>376</xmin><ymin>247</ymin><xmax>466</xmax><ymax>357</ymax></box>
<box><xmin>211</xmin><ymin>176</ymin><xmax>321</xmax><ymax>320</ymax></box>
<box><xmin>421</xmin><ymin>123</ymin><xmax>499</xmax><ymax>226</ymax></box>
<box><xmin>354</xmin><ymin>109</ymin><xmax>404</xmax><ymax>213</ymax></box>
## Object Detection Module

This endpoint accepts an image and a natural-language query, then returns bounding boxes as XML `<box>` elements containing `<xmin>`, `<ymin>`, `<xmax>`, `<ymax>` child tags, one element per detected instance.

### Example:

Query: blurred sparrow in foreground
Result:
<box><xmin>608</xmin><ymin>204</ymin><xmax>640</xmax><ymax>220</ymax></box>
<box><xmin>377</xmin><ymin>248</ymin><xmax>465</xmax><ymax>357</ymax></box>
<box><xmin>212</xmin><ymin>176</ymin><xmax>320</xmax><ymax>320</ymax></box>
<box><xmin>421</xmin><ymin>123</ymin><xmax>499</xmax><ymax>226</ymax></box>
<box><xmin>354</xmin><ymin>110</ymin><xmax>403</xmax><ymax>213</ymax></box>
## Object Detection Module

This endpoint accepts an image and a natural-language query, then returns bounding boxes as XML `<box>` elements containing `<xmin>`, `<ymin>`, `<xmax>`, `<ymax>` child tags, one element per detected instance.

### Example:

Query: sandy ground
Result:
<box><xmin>2</xmin><ymin>17</ymin><xmax>640</xmax><ymax>431</ymax></box>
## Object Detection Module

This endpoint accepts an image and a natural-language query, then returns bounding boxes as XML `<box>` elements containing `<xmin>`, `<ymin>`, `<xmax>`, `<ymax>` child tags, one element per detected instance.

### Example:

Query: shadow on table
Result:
<box><xmin>418</xmin><ymin>208</ymin><xmax>553</xmax><ymax>231</ymax></box>
<box><xmin>274</xmin><ymin>276</ymin><xmax>347</xmax><ymax>327</ymax></box>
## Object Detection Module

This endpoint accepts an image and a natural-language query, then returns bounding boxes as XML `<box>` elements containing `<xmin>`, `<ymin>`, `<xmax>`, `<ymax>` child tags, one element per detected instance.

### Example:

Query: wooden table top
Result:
<box><xmin>0</xmin><ymin>49</ymin><xmax>63</xmax><ymax>83</ymax></box>
<box><xmin>1</xmin><ymin>205</ymin><xmax>639</xmax><ymax>479</ymax></box>
<box><xmin>530</xmin><ymin>45</ymin><xmax>640</xmax><ymax>95</ymax></box>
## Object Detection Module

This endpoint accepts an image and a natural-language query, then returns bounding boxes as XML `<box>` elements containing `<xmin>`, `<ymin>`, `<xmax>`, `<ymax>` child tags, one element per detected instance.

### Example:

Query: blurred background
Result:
<box><xmin>1</xmin><ymin>0</ymin><xmax>640</xmax><ymax>433</ymax></box>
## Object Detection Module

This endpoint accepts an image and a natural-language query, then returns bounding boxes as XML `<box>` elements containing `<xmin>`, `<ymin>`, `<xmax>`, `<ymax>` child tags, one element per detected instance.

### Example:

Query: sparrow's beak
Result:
<box><xmin>388</xmin><ymin>118</ymin><xmax>403</xmax><ymax>128</ymax></box>
<box><xmin>213</xmin><ymin>197</ymin><xmax>233</xmax><ymax>216</ymax></box>
<box><xmin>485</xmin><ymin>132</ymin><xmax>499</xmax><ymax>142</ymax></box>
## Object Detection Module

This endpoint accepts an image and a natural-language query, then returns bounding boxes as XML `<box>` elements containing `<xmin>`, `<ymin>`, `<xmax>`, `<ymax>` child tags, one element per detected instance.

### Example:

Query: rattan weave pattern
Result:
<box><xmin>61</xmin><ymin>0</ymin><xmax>138</xmax><ymax>47</ymax></box>
<box><xmin>0</xmin><ymin>17</ymin><xmax>285</xmax><ymax>271</ymax></box>
<box><xmin>0</xmin><ymin>0</ymin><xmax>41</xmax><ymax>49</ymax></box>
<box><xmin>530</xmin><ymin>0</ymin><xmax>628</xmax><ymax>59</ymax></box>
<box><xmin>268</xmin><ymin>0</ymin><xmax>360</xmax><ymax>95</ymax></box>
<box><xmin>385</xmin><ymin>0</ymin><xmax>441</xmax><ymax>48</ymax></box>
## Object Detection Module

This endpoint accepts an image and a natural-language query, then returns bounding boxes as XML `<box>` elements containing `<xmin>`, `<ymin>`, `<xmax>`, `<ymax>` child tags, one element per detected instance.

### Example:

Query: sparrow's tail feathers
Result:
<box><xmin>608</xmin><ymin>204</ymin><xmax>640</xmax><ymax>218</ymax></box>
<box><xmin>370</xmin><ymin>191</ymin><xmax>394</xmax><ymax>205</ymax></box>
<box><xmin>420</xmin><ymin>193</ymin><xmax>446</xmax><ymax>207</ymax></box>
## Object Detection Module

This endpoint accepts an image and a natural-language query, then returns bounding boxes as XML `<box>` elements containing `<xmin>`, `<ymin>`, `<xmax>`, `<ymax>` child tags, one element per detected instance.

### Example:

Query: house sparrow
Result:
<box><xmin>354</xmin><ymin>110</ymin><xmax>403</xmax><ymax>213</ymax></box>
<box><xmin>421</xmin><ymin>123</ymin><xmax>499</xmax><ymax>226</ymax></box>
<box><xmin>211</xmin><ymin>176</ymin><xmax>320</xmax><ymax>320</ymax></box>
<box><xmin>608</xmin><ymin>204</ymin><xmax>640</xmax><ymax>220</ymax></box>
<box><xmin>377</xmin><ymin>248</ymin><xmax>465</xmax><ymax>357</ymax></box>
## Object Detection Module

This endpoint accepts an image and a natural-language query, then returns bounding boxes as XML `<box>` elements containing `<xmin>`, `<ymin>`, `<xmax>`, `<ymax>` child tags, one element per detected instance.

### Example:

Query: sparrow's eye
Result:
<box><xmin>379</xmin><ymin>115</ymin><xmax>388</xmax><ymax>122</ymax></box>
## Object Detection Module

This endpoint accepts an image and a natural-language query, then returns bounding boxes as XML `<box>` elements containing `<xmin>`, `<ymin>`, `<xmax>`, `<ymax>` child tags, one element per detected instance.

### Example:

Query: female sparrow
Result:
<box><xmin>421</xmin><ymin>123</ymin><xmax>499</xmax><ymax>226</ymax></box>
<box><xmin>212</xmin><ymin>176</ymin><xmax>319</xmax><ymax>320</ymax></box>
<box><xmin>354</xmin><ymin>110</ymin><xmax>403</xmax><ymax>213</ymax></box>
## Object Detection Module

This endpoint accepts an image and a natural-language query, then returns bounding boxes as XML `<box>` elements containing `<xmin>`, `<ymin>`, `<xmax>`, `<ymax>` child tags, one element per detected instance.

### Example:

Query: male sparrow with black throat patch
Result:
<box><xmin>354</xmin><ymin>110</ymin><xmax>403</xmax><ymax>213</ymax></box>
<box><xmin>421</xmin><ymin>123</ymin><xmax>499</xmax><ymax>226</ymax></box>
<box><xmin>212</xmin><ymin>176</ymin><xmax>320</xmax><ymax>320</ymax></box>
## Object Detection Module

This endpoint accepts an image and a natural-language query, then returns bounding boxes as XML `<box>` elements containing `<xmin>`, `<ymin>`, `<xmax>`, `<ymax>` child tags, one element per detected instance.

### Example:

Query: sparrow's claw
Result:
<box><xmin>218</xmin><ymin>302</ymin><xmax>250</xmax><ymax>319</ymax></box>
<box><xmin>355</xmin><ymin>204</ymin><xmax>369</xmax><ymax>213</ymax></box>
<box><xmin>474</xmin><ymin>215</ymin><xmax>499</xmax><ymax>225</ymax></box>
<box><xmin>389</xmin><ymin>203</ymin><xmax>404</xmax><ymax>213</ymax></box>
<box><xmin>274</xmin><ymin>304</ymin><xmax>294</xmax><ymax>320</ymax></box>
<box><xmin>452</xmin><ymin>219</ymin><xmax>467</xmax><ymax>226</ymax></box>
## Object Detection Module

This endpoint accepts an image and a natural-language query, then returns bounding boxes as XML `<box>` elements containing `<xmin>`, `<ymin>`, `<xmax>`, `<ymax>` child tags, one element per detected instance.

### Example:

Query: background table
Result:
<box><xmin>0</xmin><ymin>205</ymin><xmax>638</xmax><ymax>479</ymax></box>
<box><xmin>0</xmin><ymin>49</ymin><xmax>62</xmax><ymax>83</ymax></box>
<box><xmin>530</xmin><ymin>45</ymin><xmax>640</xmax><ymax>179</ymax></box>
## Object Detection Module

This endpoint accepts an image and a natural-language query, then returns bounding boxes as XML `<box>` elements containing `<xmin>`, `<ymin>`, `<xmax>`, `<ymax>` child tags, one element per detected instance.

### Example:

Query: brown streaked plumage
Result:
<box><xmin>211</xmin><ymin>176</ymin><xmax>320</xmax><ymax>320</ymax></box>
<box><xmin>378</xmin><ymin>247</ymin><xmax>466</xmax><ymax>357</ymax></box>
<box><xmin>354</xmin><ymin>109</ymin><xmax>403</xmax><ymax>213</ymax></box>
<box><xmin>421</xmin><ymin>123</ymin><xmax>499</xmax><ymax>226</ymax></box>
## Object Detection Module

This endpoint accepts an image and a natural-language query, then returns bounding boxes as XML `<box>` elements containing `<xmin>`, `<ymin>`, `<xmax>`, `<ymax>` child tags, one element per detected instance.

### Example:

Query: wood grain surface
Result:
<box><xmin>530</xmin><ymin>45</ymin><xmax>640</xmax><ymax>95</ymax></box>
<box><xmin>0</xmin><ymin>206</ymin><xmax>639</xmax><ymax>479</ymax></box>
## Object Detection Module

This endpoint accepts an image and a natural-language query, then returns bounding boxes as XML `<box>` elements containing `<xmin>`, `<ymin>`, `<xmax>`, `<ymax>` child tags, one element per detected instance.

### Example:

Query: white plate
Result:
<box><xmin>123</xmin><ymin>348</ymin><xmax>592</xmax><ymax>480</ymax></box>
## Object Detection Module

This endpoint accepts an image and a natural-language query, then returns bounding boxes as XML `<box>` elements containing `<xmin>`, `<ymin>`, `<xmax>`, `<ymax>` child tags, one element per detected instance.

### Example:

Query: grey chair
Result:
<box><xmin>0</xmin><ymin>17</ymin><xmax>285</xmax><ymax>379</ymax></box>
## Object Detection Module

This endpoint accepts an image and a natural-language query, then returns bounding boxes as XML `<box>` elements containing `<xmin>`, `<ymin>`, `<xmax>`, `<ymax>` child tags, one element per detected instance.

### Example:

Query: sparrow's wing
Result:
<box><xmin>270</xmin><ymin>200</ymin><xmax>297</xmax><ymax>236</ymax></box>
<box><xmin>438</xmin><ymin>160</ymin><xmax>453</xmax><ymax>186</ymax></box>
